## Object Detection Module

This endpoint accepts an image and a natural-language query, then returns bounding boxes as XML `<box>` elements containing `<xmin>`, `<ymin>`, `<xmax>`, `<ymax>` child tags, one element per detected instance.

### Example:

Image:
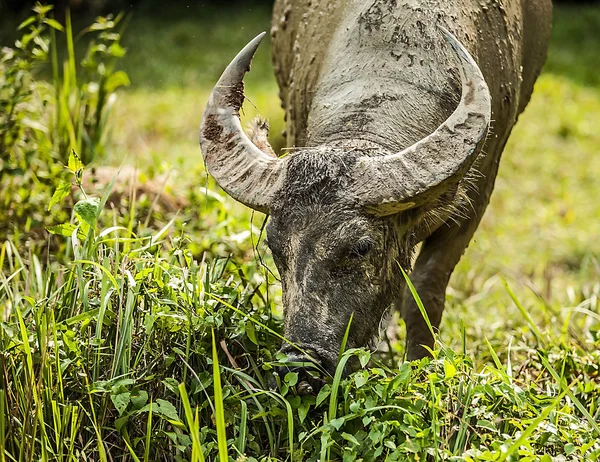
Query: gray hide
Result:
<box><xmin>269</xmin><ymin>0</ymin><xmax>551</xmax><ymax>362</ymax></box>
<box><xmin>200</xmin><ymin>0</ymin><xmax>552</xmax><ymax>380</ymax></box>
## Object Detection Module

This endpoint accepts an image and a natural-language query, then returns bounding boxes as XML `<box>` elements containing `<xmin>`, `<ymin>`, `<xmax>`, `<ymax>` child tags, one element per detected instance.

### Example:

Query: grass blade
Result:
<box><xmin>179</xmin><ymin>384</ymin><xmax>205</xmax><ymax>462</ymax></box>
<box><xmin>235</xmin><ymin>400</ymin><xmax>248</xmax><ymax>456</ymax></box>
<box><xmin>400</xmin><ymin>266</ymin><xmax>435</xmax><ymax>339</ymax></box>
<box><xmin>212</xmin><ymin>329</ymin><xmax>229</xmax><ymax>462</ymax></box>
<box><xmin>337</xmin><ymin>312</ymin><xmax>353</xmax><ymax>362</ymax></box>
<box><xmin>144</xmin><ymin>401</ymin><xmax>152</xmax><ymax>462</ymax></box>
<box><xmin>501</xmin><ymin>277</ymin><xmax>543</xmax><ymax>343</ymax></box>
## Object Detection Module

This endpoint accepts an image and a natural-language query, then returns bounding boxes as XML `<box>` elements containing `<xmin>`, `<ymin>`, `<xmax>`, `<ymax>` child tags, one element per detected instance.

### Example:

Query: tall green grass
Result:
<box><xmin>1</xmin><ymin>161</ymin><xmax>599</xmax><ymax>460</ymax></box>
<box><xmin>0</xmin><ymin>4</ymin><xmax>129</xmax><ymax>249</ymax></box>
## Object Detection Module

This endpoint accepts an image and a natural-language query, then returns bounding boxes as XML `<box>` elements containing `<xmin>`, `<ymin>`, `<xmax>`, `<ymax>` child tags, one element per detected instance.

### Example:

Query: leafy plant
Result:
<box><xmin>0</xmin><ymin>4</ymin><xmax>67</xmax><ymax>246</ymax></box>
<box><xmin>48</xmin><ymin>9</ymin><xmax>130</xmax><ymax>165</ymax></box>
<box><xmin>0</xmin><ymin>3</ymin><xmax>129</xmax><ymax>249</ymax></box>
<box><xmin>1</xmin><ymin>161</ymin><xmax>598</xmax><ymax>460</ymax></box>
<box><xmin>1</xmin><ymin>3</ymin><xmax>600</xmax><ymax>461</ymax></box>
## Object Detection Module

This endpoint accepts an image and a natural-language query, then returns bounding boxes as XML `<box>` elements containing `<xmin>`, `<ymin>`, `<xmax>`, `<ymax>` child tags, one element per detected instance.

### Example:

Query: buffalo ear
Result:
<box><xmin>248</xmin><ymin>116</ymin><xmax>278</xmax><ymax>158</ymax></box>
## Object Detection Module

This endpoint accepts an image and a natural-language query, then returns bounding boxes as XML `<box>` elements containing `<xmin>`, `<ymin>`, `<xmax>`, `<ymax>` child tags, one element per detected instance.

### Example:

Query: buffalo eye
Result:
<box><xmin>349</xmin><ymin>238</ymin><xmax>374</xmax><ymax>259</ymax></box>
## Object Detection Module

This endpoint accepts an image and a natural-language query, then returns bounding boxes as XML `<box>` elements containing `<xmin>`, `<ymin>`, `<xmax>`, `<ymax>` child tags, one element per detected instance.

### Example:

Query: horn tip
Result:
<box><xmin>231</xmin><ymin>31</ymin><xmax>268</xmax><ymax>77</ymax></box>
<box><xmin>245</xmin><ymin>31</ymin><xmax>267</xmax><ymax>54</ymax></box>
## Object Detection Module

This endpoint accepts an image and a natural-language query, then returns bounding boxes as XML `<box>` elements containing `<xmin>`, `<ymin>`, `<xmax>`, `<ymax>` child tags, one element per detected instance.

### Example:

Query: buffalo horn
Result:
<box><xmin>353</xmin><ymin>27</ymin><xmax>492</xmax><ymax>216</ymax></box>
<box><xmin>199</xmin><ymin>32</ymin><xmax>283</xmax><ymax>214</ymax></box>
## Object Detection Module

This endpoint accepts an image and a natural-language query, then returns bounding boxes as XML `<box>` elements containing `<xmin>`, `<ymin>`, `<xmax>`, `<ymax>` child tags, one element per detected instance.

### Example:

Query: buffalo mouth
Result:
<box><xmin>272</xmin><ymin>345</ymin><xmax>346</xmax><ymax>395</ymax></box>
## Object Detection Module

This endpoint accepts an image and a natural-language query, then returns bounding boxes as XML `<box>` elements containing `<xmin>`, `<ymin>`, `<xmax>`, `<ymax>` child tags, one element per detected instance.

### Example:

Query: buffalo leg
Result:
<box><xmin>399</xmin><ymin>221</ymin><xmax>479</xmax><ymax>360</ymax></box>
<box><xmin>399</xmin><ymin>145</ymin><xmax>505</xmax><ymax>360</ymax></box>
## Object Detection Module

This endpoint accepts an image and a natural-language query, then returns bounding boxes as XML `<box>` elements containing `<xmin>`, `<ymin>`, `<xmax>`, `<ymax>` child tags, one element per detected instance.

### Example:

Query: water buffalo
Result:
<box><xmin>200</xmin><ymin>0</ymin><xmax>552</xmax><ymax>385</ymax></box>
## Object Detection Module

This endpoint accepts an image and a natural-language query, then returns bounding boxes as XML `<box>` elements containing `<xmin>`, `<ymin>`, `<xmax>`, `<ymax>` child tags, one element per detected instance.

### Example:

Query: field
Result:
<box><xmin>1</xmin><ymin>2</ymin><xmax>600</xmax><ymax>461</ymax></box>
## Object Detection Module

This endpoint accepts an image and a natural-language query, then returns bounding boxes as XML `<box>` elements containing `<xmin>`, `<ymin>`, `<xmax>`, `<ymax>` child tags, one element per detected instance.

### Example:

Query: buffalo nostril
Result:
<box><xmin>296</xmin><ymin>380</ymin><xmax>313</xmax><ymax>395</ymax></box>
<box><xmin>273</xmin><ymin>355</ymin><xmax>327</xmax><ymax>396</ymax></box>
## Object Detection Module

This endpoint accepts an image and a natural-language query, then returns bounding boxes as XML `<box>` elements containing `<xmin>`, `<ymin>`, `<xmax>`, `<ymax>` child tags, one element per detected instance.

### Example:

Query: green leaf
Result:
<box><xmin>33</xmin><ymin>4</ymin><xmax>53</xmax><ymax>14</ymax></box>
<box><xmin>444</xmin><ymin>359</ymin><xmax>457</xmax><ymax>380</ymax></box>
<box><xmin>316</xmin><ymin>384</ymin><xmax>331</xmax><ymax>407</ymax></box>
<box><xmin>62</xmin><ymin>308</ymin><xmax>100</xmax><ymax>326</ymax></box>
<box><xmin>155</xmin><ymin>399</ymin><xmax>181</xmax><ymax>422</ymax></box>
<box><xmin>108</xmin><ymin>42</ymin><xmax>126</xmax><ymax>58</ymax></box>
<box><xmin>245</xmin><ymin>320</ymin><xmax>258</xmax><ymax>345</ymax></box>
<box><xmin>476</xmin><ymin>420</ymin><xmax>497</xmax><ymax>432</ymax></box>
<box><xmin>89</xmin><ymin>20</ymin><xmax>115</xmax><ymax>31</ymax></box>
<box><xmin>62</xmin><ymin>331</ymin><xmax>78</xmax><ymax>353</ymax></box>
<box><xmin>111</xmin><ymin>392</ymin><xmax>131</xmax><ymax>416</ymax></box>
<box><xmin>130</xmin><ymin>390</ymin><xmax>148</xmax><ymax>410</ymax></box>
<box><xmin>48</xmin><ymin>180</ymin><xmax>72</xmax><ymax>211</ymax></box>
<box><xmin>162</xmin><ymin>378</ymin><xmax>179</xmax><ymax>395</ymax></box>
<box><xmin>298</xmin><ymin>400</ymin><xmax>310</xmax><ymax>424</ymax></box>
<box><xmin>114</xmin><ymin>415</ymin><xmax>129</xmax><ymax>432</ymax></box>
<box><xmin>287</xmin><ymin>395</ymin><xmax>300</xmax><ymax>409</ymax></box>
<box><xmin>397</xmin><ymin>362</ymin><xmax>411</xmax><ymax>383</ymax></box>
<box><xmin>112</xmin><ymin>378</ymin><xmax>134</xmax><ymax>392</ymax></box>
<box><xmin>284</xmin><ymin>372</ymin><xmax>298</xmax><ymax>387</ymax></box>
<box><xmin>329</xmin><ymin>417</ymin><xmax>345</xmax><ymax>431</ymax></box>
<box><xmin>358</xmin><ymin>349</ymin><xmax>371</xmax><ymax>368</ymax></box>
<box><xmin>46</xmin><ymin>223</ymin><xmax>77</xmax><ymax>237</ymax></box>
<box><xmin>354</xmin><ymin>370</ymin><xmax>369</xmax><ymax>388</ymax></box>
<box><xmin>74</xmin><ymin>197</ymin><xmax>100</xmax><ymax>227</ymax></box>
<box><xmin>18</xmin><ymin>16</ymin><xmax>36</xmax><ymax>30</ymax></box>
<box><xmin>68</xmin><ymin>149</ymin><xmax>84</xmax><ymax>173</ymax></box>
<box><xmin>144</xmin><ymin>314</ymin><xmax>155</xmax><ymax>335</ymax></box>
<box><xmin>341</xmin><ymin>432</ymin><xmax>360</xmax><ymax>446</ymax></box>
<box><xmin>384</xmin><ymin>440</ymin><xmax>396</xmax><ymax>450</ymax></box>
<box><xmin>44</xmin><ymin>18</ymin><xmax>65</xmax><ymax>32</ymax></box>
<box><xmin>105</xmin><ymin>70</ymin><xmax>130</xmax><ymax>92</ymax></box>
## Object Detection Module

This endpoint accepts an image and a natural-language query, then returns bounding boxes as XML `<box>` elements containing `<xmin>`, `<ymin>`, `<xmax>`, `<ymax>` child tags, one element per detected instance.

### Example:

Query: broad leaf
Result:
<box><xmin>46</xmin><ymin>223</ymin><xmax>77</xmax><ymax>237</ymax></box>
<box><xmin>68</xmin><ymin>149</ymin><xmax>84</xmax><ymax>173</ymax></box>
<box><xmin>48</xmin><ymin>180</ymin><xmax>71</xmax><ymax>211</ymax></box>
<box><xmin>74</xmin><ymin>197</ymin><xmax>100</xmax><ymax>227</ymax></box>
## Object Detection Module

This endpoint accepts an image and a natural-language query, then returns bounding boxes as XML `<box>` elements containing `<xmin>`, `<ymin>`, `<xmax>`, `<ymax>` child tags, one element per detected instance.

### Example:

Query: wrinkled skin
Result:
<box><xmin>267</xmin><ymin>0</ymin><xmax>552</xmax><ymax>371</ymax></box>
<box><xmin>264</xmin><ymin>142</ymin><xmax>463</xmax><ymax>380</ymax></box>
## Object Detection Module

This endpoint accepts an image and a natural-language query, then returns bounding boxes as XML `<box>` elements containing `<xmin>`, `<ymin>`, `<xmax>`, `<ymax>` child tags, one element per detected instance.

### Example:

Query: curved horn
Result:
<box><xmin>199</xmin><ymin>32</ymin><xmax>283</xmax><ymax>214</ymax></box>
<box><xmin>353</xmin><ymin>27</ymin><xmax>492</xmax><ymax>216</ymax></box>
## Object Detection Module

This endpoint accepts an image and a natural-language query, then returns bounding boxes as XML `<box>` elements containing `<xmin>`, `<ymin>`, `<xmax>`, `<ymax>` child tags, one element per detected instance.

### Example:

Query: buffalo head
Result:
<box><xmin>199</xmin><ymin>29</ymin><xmax>490</xmax><ymax>389</ymax></box>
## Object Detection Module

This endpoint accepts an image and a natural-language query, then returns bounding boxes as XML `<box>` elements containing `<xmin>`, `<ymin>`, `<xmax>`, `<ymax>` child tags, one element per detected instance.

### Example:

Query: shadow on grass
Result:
<box><xmin>118</xmin><ymin>2</ymin><xmax>276</xmax><ymax>90</ymax></box>
<box><xmin>543</xmin><ymin>5</ymin><xmax>600</xmax><ymax>89</ymax></box>
<box><xmin>117</xmin><ymin>3</ymin><xmax>600</xmax><ymax>93</ymax></box>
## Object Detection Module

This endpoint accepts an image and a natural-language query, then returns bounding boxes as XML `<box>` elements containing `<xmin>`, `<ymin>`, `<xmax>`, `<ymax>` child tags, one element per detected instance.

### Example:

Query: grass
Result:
<box><xmin>1</xmin><ymin>2</ymin><xmax>600</xmax><ymax>461</ymax></box>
